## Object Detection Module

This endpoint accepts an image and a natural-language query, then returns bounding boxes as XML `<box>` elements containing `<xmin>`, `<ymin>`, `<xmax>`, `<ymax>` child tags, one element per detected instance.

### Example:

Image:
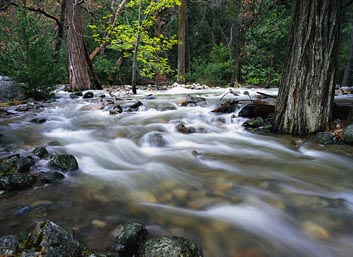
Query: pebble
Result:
<box><xmin>302</xmin><ymin>221</ymin><xmax>330</xmax><ymax>240</ymax></box>
<box><xmin>134</xmin><ymin>191</ymin><xmax>157</xmax><ymax>203</ymax></box>
<box><xmin>91</xmin><ymin>219</ymin><xmax>107</xmax><ymax>228</ymax></box>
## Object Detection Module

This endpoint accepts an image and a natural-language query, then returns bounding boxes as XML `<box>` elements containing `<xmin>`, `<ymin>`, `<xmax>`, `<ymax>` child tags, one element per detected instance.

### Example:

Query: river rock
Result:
<box><xmin>0</xmin><ymin>173</ymin><xmax>36</xmax><ymax>191</ymax></box>
<box><xmin>176</xmin><ymin>123</ymin><xmax>189</xmax><ymax>134</ymax></box>
<box><xmin>25</xmin><ymin>220</ymin><xmax>81</xmax><ymax>257</ymax></box>
<box><xmin>0</xmin><ymin>235</ymin><xmax>19</xmax><ymax>256</ymax></box>
<box><xmin>112</xmin><ymin>223</ymin><xmax>148</xmax><ymax>257</ymax></box>
<box><xmin>302</xmin><ymin>221</ymin><xmax>330</xmax><ymax>240</ymax></box>
<box><xmin>17</xmin><ymin>156</ymin><xmax>35</xmax><ymax>173</ymax></box>
<box><xmin>316</xmin><ymin>132</ymin><xmax>334</xmax><ymax>145</ymax></box>
<box><xmin>110</xmin><ymin>104</ymin><xmax>123</xmax><ymax>115</ymax></box>
<box><xmin>83</xmin><ymin>91</ymin><xmax>94</xmax><ymax>99</ymax></box>
<box><xmin>242</xmin><ymin>117</ymin><xmax>264</xmax><ymax>128</ymax></box>
<box><xmin>32</xmin><ymin>146</ymin><xmax>49</xmax><ymax>159</ymax></box>
<box><xmin>343</xmin><ymin>123</ymin><xmax>353</xmax><ymax>144</ymax></box>
<box><xmin>0</xmin><ymin>154</ymin><xmax>20</xmax><ymax>173</ymax></box>
<box><xmin>126</xmin><ymin>100</ymin><xmax>143</xmax><ymax>112</ymax></box>
<box><xmin>148</xmin><ymin>132</ymin><xmax>167</xmax><ymax>147</ymax></box>
<box><xmin>36</xmin><ymin>171</ymin><xmax>65</xmax><ymax>184</ymax></box>
<box><xmin>49</xmin><ymin>154</ymin><xmax>79</xmax><ymax>171</ymax></box>
<box><xmin>156</xmin><ymin>102</ymin><xmax>177</xmax><ymax>111</ymax></box>
<box><xmin>137</xmin><ymin>236</ymin><xmax>203</xmax><ymax>257</ymax></box>
<box><xmin>70</xmin><ymin>91</ymin><xmax>83</xmax><ymax>98</ymax></box>
<box><xmin>30</xmin><ymin>117</ymin><xmax>47</xmax><ymax>123</ymax></box>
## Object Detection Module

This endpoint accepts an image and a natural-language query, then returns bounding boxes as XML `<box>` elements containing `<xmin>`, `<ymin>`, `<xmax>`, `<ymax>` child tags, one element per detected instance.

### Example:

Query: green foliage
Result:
<box><xmin>90</xmin><ymin>0</ymin><xmax>179</xmax><ymax>82</ymax></box>
<box><xmin>242</xmin><ymin>5</ymin><xmax>290</xmax><ymax>86</ymax></box>
<box><xmin>187</xmin><ymin>43</ymin><xmax>234</xmax><ymax>86</ymax></box>
<box><xmin>0</xmin><ymin>7</ymin><xmax>63</xmax><ymax>99</ymax></box>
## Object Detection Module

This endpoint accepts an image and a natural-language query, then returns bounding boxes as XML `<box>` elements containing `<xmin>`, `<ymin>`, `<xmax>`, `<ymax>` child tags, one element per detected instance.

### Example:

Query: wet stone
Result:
<box><xmin>49</xmin><ymin>154</ymin><xmax>79</xmax><ymax>171</ymax></box>
<box><xmin>343</xmin><ymin>123</ymin><xmax>353</xmax><ymax>144</ymax></box>
<box><xmin>112</xmin><ymin>223</ymin><xmax>148</xmax><ymax>257</ymax></box>
<box><xmin>83</xmin><ymin>91</ymin><xmax>94</xmax><ymax>99</ymax></box>
<box><xmin>30</xmin><ymin>117</ymin><xmax>47</xmax><ymax>124</ymax></box>
<box><xmin>25</xmin><ymin>220</ymin><xmax>81</xmax><ymax>257</ymax></box>
<box><xmin>137</xmin><ymin>236</ymin><xmax>203</xmax><ymax>257</ymax></box>
<box><xmin>0</xmin><ymin>235</ymin><xmax>19</xmax><ymax>256</ymax></box>
<box><xmin>17</xmin><ymin>156</ymin><xmax>35</xmax><ymax>173</ymax></box>
<box><xmin>176</xmin><ymin>123</ymin><xmax>188</xmax><ymax>134</ymax></box>
<box><xmin>110</xmin><ymin>104</ymin><xmax>123</xmax><ymax>115</ymax></box>
<box><xmin>316</xmin><ymin>132</ymin><xmax>334</xmax><ymax>145</ymax></box>
<box><xmin>36</xmin><ymin>171</ymin><xmax>65</xmax><ymax>184</ymax></box>
<box><xmin>243</xmin><ymin>117</ymin><xmax>264</xmax><ymax>128</ymax></box>
<box><xmin>32</xmin><ymin>146</ymin><xmax>49</xmax><ymax>159</ymax></box>
<box><xmin>148</xmin><ymin>132</ymin><xmax>167</xmax><ymax>147</ymax></box>
<box><xmin>0</xmin><ymin>154</ymin><xmax>20</xmax><ymax>173</ymax></box>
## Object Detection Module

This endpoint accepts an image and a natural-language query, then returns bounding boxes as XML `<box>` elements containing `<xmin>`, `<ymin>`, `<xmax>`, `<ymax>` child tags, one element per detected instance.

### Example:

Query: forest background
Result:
<box><xmin>0</xmin><ymin>0</ymin><xmax>352</xmax><ymax>98</ymax></box>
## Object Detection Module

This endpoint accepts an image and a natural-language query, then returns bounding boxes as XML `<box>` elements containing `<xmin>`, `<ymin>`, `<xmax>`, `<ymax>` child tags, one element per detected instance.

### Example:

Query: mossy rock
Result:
<box><xmin>137</xmin><ymin>236</ymin><xmax>203</xmax><ymax>257</ymax></box>
<box><xmin>49</xmin><ymin>154</ymin><xmax>79</xmax><ymax>171</ymax></box>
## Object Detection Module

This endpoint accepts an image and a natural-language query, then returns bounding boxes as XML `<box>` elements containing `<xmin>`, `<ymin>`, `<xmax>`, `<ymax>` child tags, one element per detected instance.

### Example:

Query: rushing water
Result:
<box><xmin>1</xmin><ymin>87</ymin><xmax>353</xmax><ymax>257</ymax></box>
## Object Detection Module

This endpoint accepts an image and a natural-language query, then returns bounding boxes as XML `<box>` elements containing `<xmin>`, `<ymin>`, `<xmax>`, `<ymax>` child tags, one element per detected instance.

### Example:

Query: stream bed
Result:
<box><xmin>1</xmin><ymin>87</ymin><xmax>353</xmax><ymax>257</ymax></box>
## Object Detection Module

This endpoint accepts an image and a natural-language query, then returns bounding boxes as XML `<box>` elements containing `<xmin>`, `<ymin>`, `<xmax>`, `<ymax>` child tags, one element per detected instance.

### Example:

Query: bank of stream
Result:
<box><xmin>1</xmin><ymin>86</ymin><xmax>353</xmax><ymax>257</ymax></box>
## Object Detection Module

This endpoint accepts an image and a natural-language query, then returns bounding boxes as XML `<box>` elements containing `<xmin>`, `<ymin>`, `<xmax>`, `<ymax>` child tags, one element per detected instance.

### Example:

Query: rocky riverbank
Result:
<box><xmin>0</xmin><ymin>220</ymin><xmax>203</xmax><ymax>257</ymax></box>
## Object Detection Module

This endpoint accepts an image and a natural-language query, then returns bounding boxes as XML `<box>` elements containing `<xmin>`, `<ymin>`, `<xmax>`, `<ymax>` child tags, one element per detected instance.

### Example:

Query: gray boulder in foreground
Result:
<box><xmin>137</xmin><ymin>236</ymin><xmax>203</xmax><ymax>257</ymax></box>
<box><xmin>25</xmin><ymin>220</ymin><xmax>81</xmax><ymax>257</ymax></box>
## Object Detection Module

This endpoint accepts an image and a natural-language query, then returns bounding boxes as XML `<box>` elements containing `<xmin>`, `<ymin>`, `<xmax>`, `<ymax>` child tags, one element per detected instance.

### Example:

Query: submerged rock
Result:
<box><xmin>112</xmin><ymin>223</ymin><xmax>148</xmax><ymax>257</ymax></box>
<box><xmin>137</xmin><ymin>236</ymin><xmax>203</xmax><ymax>257</ymax></box>
<box><xmin>316</xmin><ymin>132</ymin><xmax>334</xmax><ymax>145</ymax></box>
<box><xmin>148</xmin><ymin>132</ymin><xmax>167</xmax><ymax>147</ymax></box>
<box><xmin>0</xmin><ymin>235</ymin><xmax>19</xmax><ymax>256</ymax></box>
<box><xmin>25</xmin><ymin>220</ymin><xmax>81</xmax><ymax>257</ymax></box>
<box><xmin>176</xmin><ymin>123</ymin><xmax>189</xmax><ymax>134</ymax></box>
<box><xmin>343</xmin><ymin>123</ymin><xmax>353</xmax><ymax>144</ymax></box>
<box><xmin>49</xmin><ymin>154</ymin><xmax>79</xmax><ymax>171</ymax></box>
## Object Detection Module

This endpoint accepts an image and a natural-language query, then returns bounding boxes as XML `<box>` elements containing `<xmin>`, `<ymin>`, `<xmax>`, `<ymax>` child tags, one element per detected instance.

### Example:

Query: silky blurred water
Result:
<box><xmin>1</xmin><ymin>87</ymin><xmax>353</xmax><ymax>257</ymax></box>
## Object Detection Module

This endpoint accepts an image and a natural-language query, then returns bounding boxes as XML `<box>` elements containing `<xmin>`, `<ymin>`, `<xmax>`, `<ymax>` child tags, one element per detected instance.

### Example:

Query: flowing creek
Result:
<box><xmin>1</xmin><ymin>87</ymin><xmax>353</xmax><ymax>257</ymax></box>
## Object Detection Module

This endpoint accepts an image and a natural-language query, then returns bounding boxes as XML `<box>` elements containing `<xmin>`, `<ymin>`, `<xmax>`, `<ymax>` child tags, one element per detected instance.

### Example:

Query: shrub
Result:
<box><xmin>0</xmin><ymin>7</ymin><xmax>63</xmax><ymax>99</ymax></box>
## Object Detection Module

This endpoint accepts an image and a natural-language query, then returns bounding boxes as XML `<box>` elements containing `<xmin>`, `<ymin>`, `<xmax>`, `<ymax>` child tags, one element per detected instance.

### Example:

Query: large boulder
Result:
<box><xmin>137</xmin><ymin>236</ymin><xmax>203</xmax><ymax>257</ymax></box>
<box><xmin>49</xmin><ymin>154</ymin><xmax>79</xmax><ymax>171</ymax></box>
<box><xmin>343</xmin><ymin>123</ymin><xmax>353</xmax><ymax>144</ymax></box>
<box><xmin>25</xmin><ymin>220</ymin><xmax>81</xmax><ymax>257</ymax></box>
<box><xmin>112</xmin><ymin>223</ymin><xmax>148</xmax><ymax>257</ymax></box>
<box><xmin>0</xmin><ymin>75</ymin><xmax>25</xmax><ymax>101</ymax></box>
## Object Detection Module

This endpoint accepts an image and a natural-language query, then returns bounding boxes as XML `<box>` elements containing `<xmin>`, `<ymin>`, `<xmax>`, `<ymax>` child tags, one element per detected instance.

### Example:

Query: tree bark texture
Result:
<box><xmin>66</xmin><ymin>0</ymin><xmax>91</xmax><ymax>90</ymax></box>
<box><xmin>273</xmin><ymin>0</ymin><xmax>341</xmax><ymax>135</ymax></box>
<box><xmin>342</xmin><ymin>22</ymin><xmax>353</xmax><ymax>86</ymax></box>
<box><xmin>232</xmin><ymin>0</ymin><xmax>242</xmax><ymax>83</ymax></box>
<box><xmin>54</xmin><ymin>0</ymin><xmax>66</xmax><ymax>63</ymax></box>
<box><xmin>177</xmin><ymin>0</ymin><xmax>186</xmax><ymax>83</ymax></box>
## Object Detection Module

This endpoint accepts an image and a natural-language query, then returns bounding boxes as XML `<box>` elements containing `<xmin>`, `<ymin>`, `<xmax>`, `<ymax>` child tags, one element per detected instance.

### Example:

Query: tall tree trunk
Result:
<box><xmin>54</xmin><ymin>0</ymin><xmax>66</xmax><ymax>63</ymax></box>
<box><xmin>131</xmin><ymin>0</ymin><xmax>142</xmax><ymax>94</ymax></box>
<box><xmin>273</xmin><ymin>0</ymin><xmax>341</xmax><ymax>135</ymax></box>
<box><xmin>342</xmin><ymin>22</ymin><xmax>353</xmax><ymax>86</ymax></box>
<box><xmin>177</xmin><ymin>0</ymin><xmax>186</xmax><ymax>83</ymax></box>
<box><xmin>232</xmin><ymin>0</ymin><xmax>242</xmax><ymax>83</ymax></box>
<box><xmin>66</xmin><ymin>0</ymin><xmax>91</xmax><ymax>90</ymax></box>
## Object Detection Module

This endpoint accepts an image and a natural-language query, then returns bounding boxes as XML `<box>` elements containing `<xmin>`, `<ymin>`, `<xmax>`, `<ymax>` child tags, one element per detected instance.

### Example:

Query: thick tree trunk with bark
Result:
<box><xmin>342</xmin><ymin>22</ymin><xmax>353</xmax><ymax>86</ymax></box>
<box><xmin>66</xmin><ymin>0</ymin><xmax>91</xmax><ymax>90</ymax></box>
<box><xmin>273</xmin><ymin>0</ymin><xmax>341</xmax><ymax>135</ymax></box>
<box><xmin>177</xmin><ymin>0</ymin><xmax>186</xmax><ymax>83</ymax></box>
